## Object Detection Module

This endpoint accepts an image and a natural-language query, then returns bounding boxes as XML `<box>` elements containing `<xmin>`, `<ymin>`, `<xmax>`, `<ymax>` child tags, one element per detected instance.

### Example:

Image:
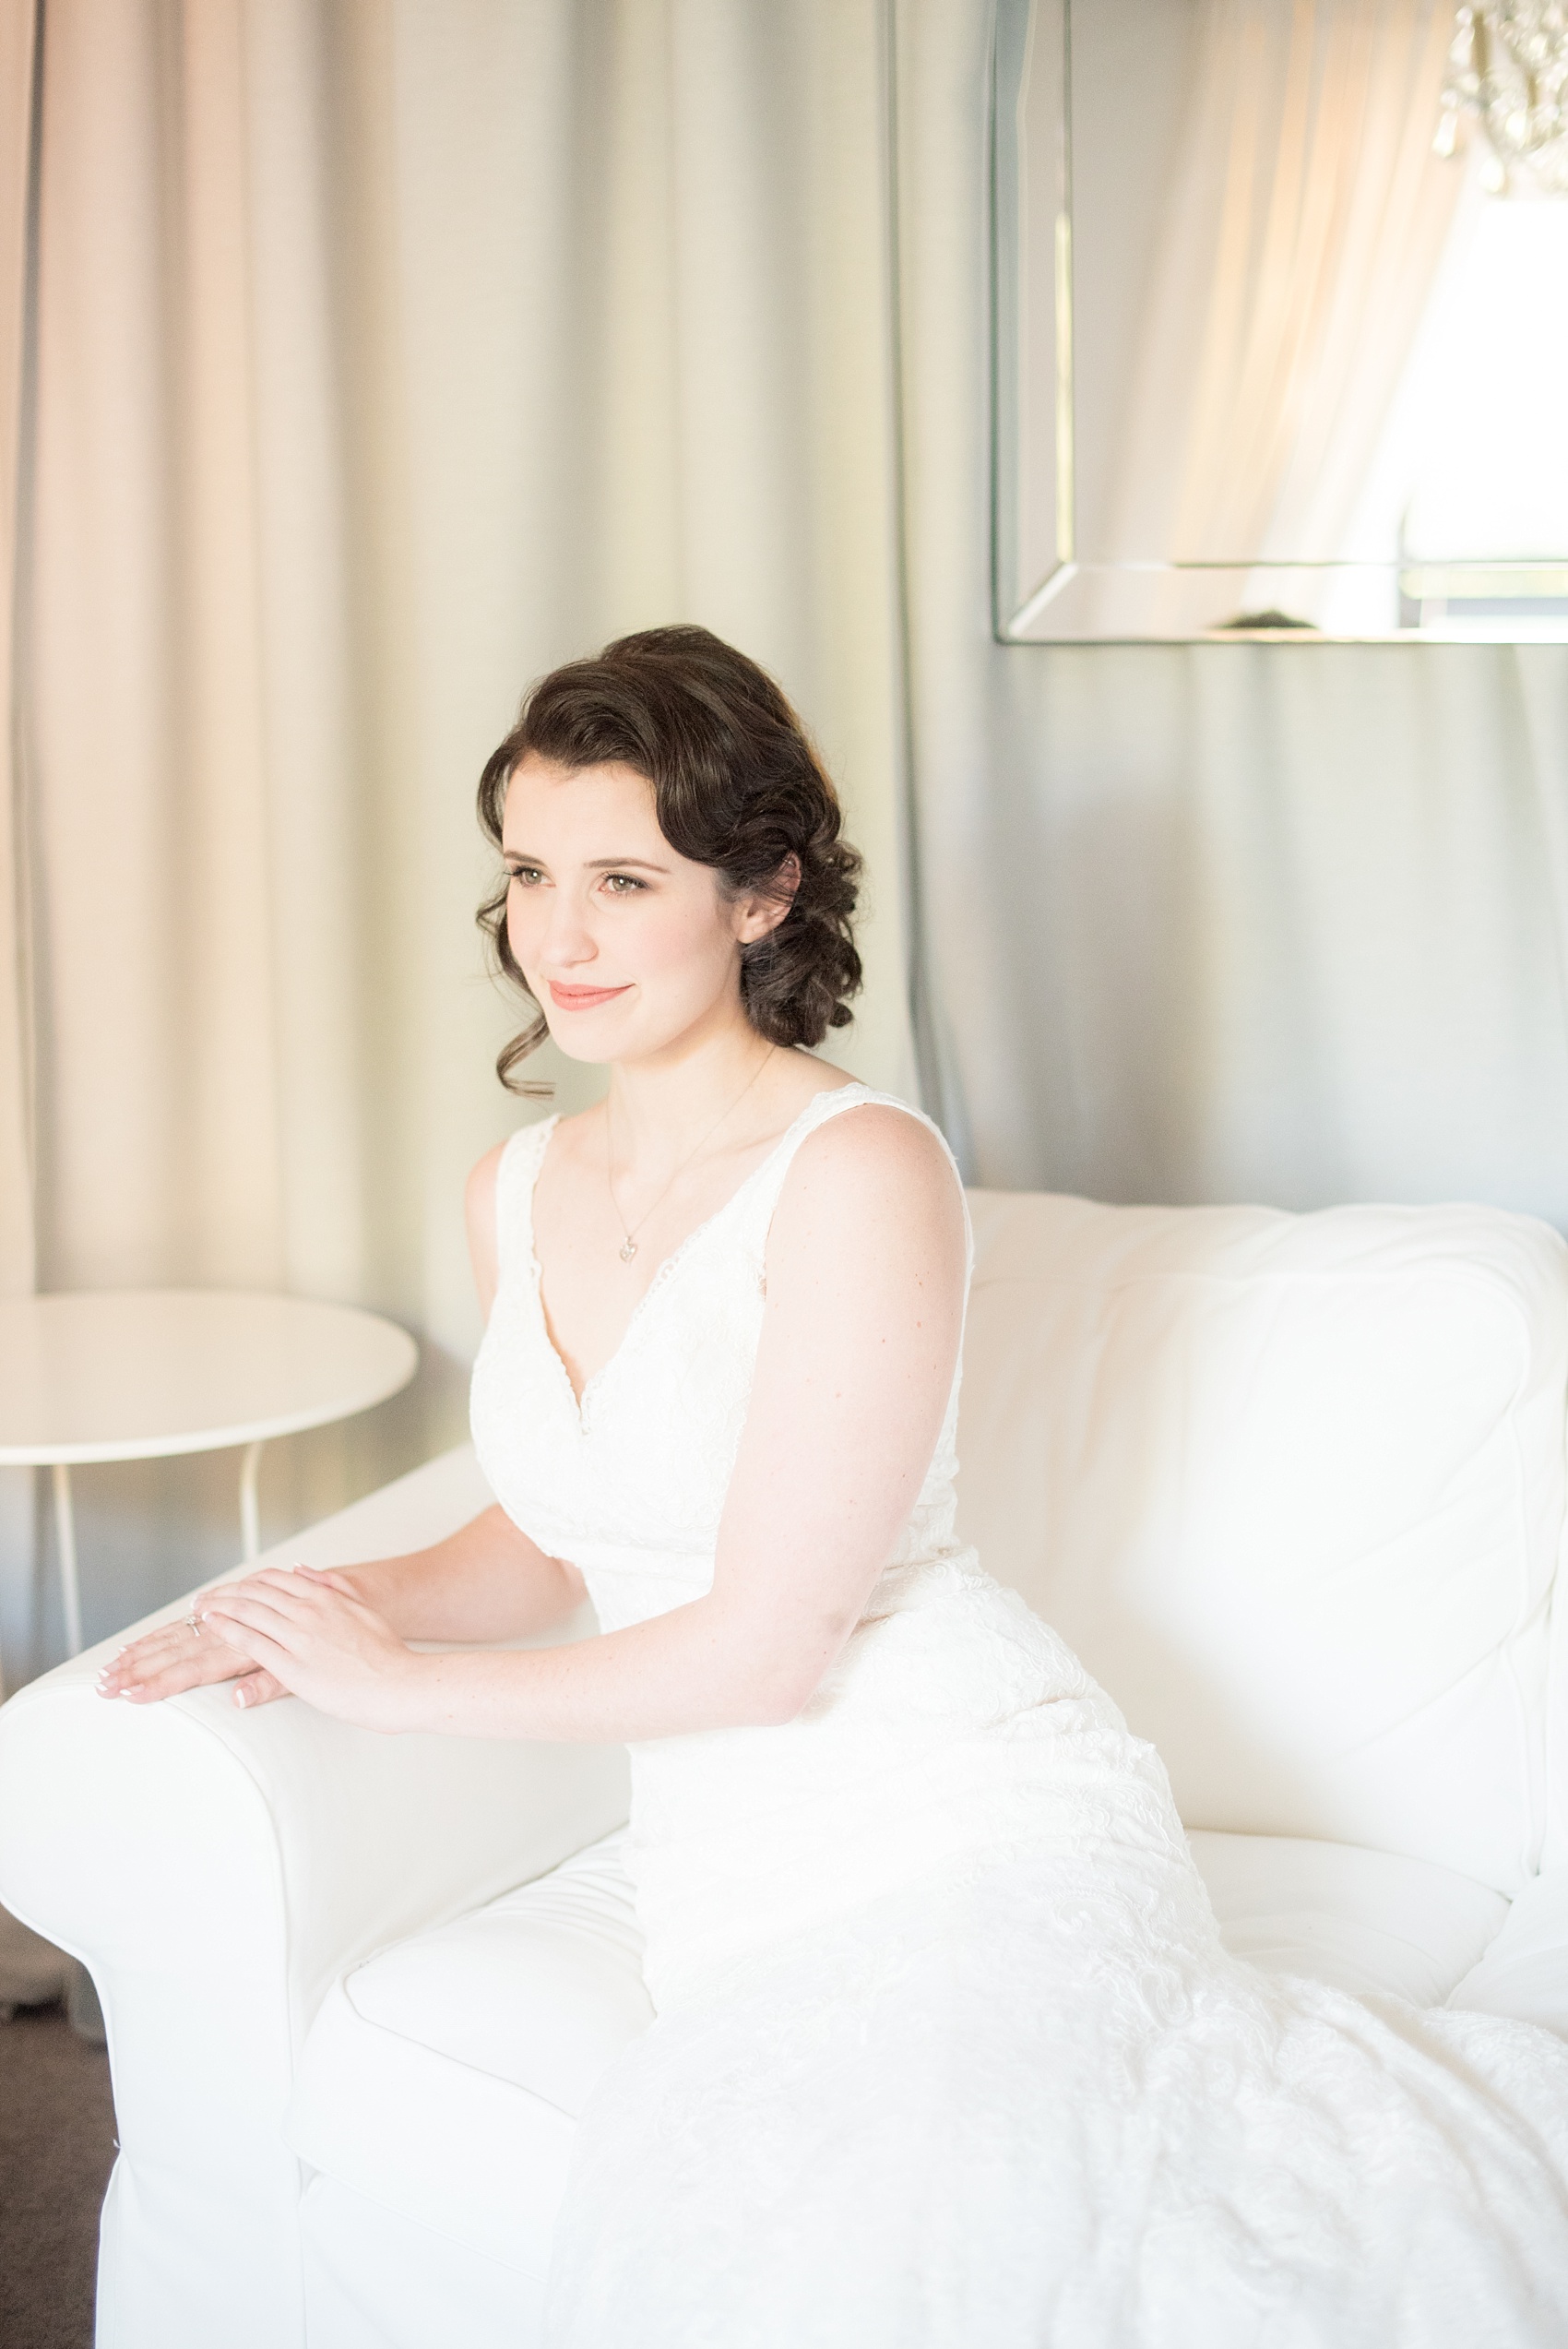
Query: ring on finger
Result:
<box><xmin>184</xmin><ymin>1612</ymin><xmax>202</xmax><ymax>1639</ymax></box>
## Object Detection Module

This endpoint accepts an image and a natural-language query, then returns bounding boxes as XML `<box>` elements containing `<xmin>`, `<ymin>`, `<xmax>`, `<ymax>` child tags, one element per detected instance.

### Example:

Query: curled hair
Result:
<box><xmin>476</xmin><ymin>626</ymin><xmax>863</xmax><ymax>1091</ymax></box>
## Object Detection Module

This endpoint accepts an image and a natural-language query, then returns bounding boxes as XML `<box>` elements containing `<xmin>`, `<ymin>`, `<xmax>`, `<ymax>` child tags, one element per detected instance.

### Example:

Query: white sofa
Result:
<box><xmin>3</xmin><ymin>1186</ymin><xmax>1568</xmax><ymax>2349</ymax></box>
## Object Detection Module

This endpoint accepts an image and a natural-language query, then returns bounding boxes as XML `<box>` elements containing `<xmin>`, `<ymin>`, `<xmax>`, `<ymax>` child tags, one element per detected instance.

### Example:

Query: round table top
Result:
<box><xmin>0</xmin><ymin>1290</ymin><xmax>420</xmax><ymax>1465</ymax></box>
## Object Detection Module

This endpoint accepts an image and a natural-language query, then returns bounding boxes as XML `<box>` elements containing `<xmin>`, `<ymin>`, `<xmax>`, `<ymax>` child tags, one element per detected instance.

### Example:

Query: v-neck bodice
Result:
<box><xmin>522</xmin><ymin>1084</ymin><xmax>865</xmax><ymax>1424</ymax></box>
<box><xmin>469</xmin><ymin>1083</ymin><xmax>971</xmax><ymax>1638</ymax></box>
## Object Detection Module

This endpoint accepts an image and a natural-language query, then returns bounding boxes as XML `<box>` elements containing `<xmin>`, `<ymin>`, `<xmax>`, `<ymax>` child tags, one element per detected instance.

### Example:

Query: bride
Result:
<box><xmin>102</xmin><ymin>626</ymin><xmax>1568</xmax><ymax>2345</ymax></box>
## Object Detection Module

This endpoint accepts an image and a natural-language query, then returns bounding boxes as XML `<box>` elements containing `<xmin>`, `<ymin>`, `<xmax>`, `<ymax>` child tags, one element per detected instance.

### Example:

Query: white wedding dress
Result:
<box><xmin>469</xmin><ymin>1083</ymin><xmax>1568</xmax><ymax>2348</ymax></box>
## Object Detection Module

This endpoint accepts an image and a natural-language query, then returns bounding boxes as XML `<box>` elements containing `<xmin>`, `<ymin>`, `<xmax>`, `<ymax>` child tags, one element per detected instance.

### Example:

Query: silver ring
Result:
<box><xmin>185</xmin><ymin>1613</ymin><xmax>202</xmax><ymax>1639</ymax></box>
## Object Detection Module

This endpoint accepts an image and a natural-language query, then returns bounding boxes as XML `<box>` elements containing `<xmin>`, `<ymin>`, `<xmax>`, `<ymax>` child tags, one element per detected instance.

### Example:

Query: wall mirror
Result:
<box><xmin>993</xmin><ymin>0</ymin><xmax>1568</xmax><ymax>642</ymax></box>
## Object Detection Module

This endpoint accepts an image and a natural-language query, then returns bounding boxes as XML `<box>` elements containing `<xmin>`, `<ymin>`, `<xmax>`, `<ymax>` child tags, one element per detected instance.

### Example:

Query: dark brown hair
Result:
<box><xmin>476</xmin><ymin>626</ymin><xmax>862</xmax><ymax>1092</ymax></box>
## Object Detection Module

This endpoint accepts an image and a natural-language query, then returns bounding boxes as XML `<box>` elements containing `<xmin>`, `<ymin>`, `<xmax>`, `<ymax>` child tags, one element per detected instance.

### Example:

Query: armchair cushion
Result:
<box><xmin>1190</xmin><ymin>1830</ymin><xmax>1508</xmax><ymax>2006</ymax></box>
<box><xmin>1445</xmin><ymin>1868</ymin><xmax>1568</xmax><ymax>2037</ymax></box>
<box><xmin>284</xmin><ymin>1811</ymin><xmax>1530</xmax><ymax>2301</ymax></box>
<box><xmin>958</xmin><ymin>1192</ymin><xmax>1568</xmax><ymax>1895</ymax></box>
<box><xmin>287</xmin><ymin>1828</ymin><xmax>652</xmax><ymax>2280</ymax></box>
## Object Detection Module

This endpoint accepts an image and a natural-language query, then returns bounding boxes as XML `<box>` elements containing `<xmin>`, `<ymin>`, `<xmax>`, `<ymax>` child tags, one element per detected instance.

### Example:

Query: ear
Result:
<box><xmin>733</xmin><ymin>853</ymin><xmax>801</xmax><ymax>945</ymax></box>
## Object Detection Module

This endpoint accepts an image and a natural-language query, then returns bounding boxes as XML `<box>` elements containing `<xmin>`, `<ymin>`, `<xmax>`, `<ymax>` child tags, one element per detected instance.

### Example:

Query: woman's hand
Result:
<box><xmin>199</xmin><ymin>1565</ymin><xmax>427</xmax><ymax>1736</ymax></box>
<box><xmin>97</xmin><ymin>1611</ymin><xmax>291</xmax><ymax>1711</ymax></box>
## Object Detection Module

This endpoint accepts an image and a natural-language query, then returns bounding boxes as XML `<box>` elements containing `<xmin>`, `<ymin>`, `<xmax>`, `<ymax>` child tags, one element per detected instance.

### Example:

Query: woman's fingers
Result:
<box><xmin>201</xmin><ymin>1591</ymin><xmax>291</xmax><ymax>1639</ymax></box>
<box><xmin>204</xmin><ymin>1572</ymin><xmax>376</xmax><ymax>1651</ymax></box>
<box><xmin>203</xmin><ymin>1605</ymin><xmax>293</xmax><ymax>1674</ymax></box>
<box><xmin>98</xmin><ymin>1615</ymin><xmax>250</xmax><ymax>1702</ymax></box>
<box><xmin>203</xmin><ymin>1591</ymin><xmax>313</xmax><ymax>1646</ymax></box>
<box><xmin>232</xmin><ymin>1669</ymin><xmax>290</xmax><ymax>1710</ymax></box>
<box><xmin>213</xmin><ymin>1567</ymin><xmax>313</xmax><ymax>1610</ymax></box>
<box><xmin>294</xmin><ymin>1565</ymin><xmax>357</xmax><ymax>1595</ymax></box>
<box><xmin>94</xmin><ymin>1565</ymin><xmax>358</xmax><ymax>1708</ymax></box>
<box><xmin>207</xmin><ymin>1566</ymin><xmax>355</xmax><ymax>1626</ymax></box>
<box><xmin>94</xmin><ymin>1561</ymin><xmax>388</xmax><ymax>1722</ymax></box>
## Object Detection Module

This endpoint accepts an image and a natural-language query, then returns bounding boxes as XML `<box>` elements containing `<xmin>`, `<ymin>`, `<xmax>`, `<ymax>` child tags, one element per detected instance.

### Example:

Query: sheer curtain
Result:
<box><xmin>1108</xmin><ymin>0</ymin><xmax>1467</xmax><ymax>569</ymax></box>
<box><xmin>0</xmin><ymin>0</ymin><xmax>915</xmax><ymax>1675</ymax></box>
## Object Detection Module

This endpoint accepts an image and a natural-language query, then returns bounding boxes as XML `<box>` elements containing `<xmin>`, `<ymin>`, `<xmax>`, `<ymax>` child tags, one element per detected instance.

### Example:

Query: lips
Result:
<box><xmin>547</xmin><ymin>981</ymin><xmax>633</xmax><ymax>1010</ymax></box>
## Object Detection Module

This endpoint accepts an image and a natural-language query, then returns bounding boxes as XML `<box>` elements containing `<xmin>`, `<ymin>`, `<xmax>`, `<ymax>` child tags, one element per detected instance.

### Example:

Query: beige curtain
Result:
<box><xmin>2</xmin><ymin>0</ymin><xmax>914</xmax><ymax>1674</ymax></box>
<box><xmin>0</xmin><ymin>0</ymin><xmax>34</xmax><ymax>1300</ymax></box>
<box><xmin>1108</xmin><ymin>0</ymin><xmax>1467</xmax><ymax>567</ymax></box>
<box><xmin>0</xmin><ymin>0</ymin><xmax>37</xmax><ymax>1692</ymax></box>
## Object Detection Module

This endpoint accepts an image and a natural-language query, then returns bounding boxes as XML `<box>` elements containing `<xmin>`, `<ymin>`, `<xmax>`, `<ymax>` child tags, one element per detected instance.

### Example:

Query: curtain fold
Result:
<box><xmin>4</xmin><ymin>0</ymin><xmax>915</xmax><ymax>1673</ymax></box>
<box><xmin>1</xmin><ymin>0</ymin><xmax>36</xmax><ymax>1300</ymax></box>
<box><xmin>0</xmin><ymin>0</ymin><xmax>38</xmax><ymax>1698</ymax></box>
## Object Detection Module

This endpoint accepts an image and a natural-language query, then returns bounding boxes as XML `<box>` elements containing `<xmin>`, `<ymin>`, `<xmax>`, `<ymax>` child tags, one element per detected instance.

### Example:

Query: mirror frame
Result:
<box><xmin>991</xmin><ymin>0</ymin><xmax>1568</xmax><ymax>646</ymax></box>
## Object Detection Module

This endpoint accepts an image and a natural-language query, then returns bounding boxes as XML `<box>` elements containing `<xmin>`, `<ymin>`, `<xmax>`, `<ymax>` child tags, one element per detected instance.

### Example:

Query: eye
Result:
<box><xmin>600</xmin><ymin>873</ymin><xmax>647</xmax><ymax>895</ymax></box>
<box><xmin>505</xmin><ymin>864</ymin><xmax>543</xmax><ymax>888</ymax></box>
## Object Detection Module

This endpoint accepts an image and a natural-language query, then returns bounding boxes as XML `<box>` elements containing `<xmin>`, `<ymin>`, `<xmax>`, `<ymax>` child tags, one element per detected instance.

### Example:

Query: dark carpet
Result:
<box><xmin>0</xmin><ymin>1997</ymin><xmax>115</xmax><ymax>2349</ymax></box>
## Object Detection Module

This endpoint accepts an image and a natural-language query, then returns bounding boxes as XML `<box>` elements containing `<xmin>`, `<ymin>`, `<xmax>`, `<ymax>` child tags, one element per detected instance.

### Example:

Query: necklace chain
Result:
<box><xmin>606</xmin><ymin>1046</ymin><xmax>776</xmax><ymax>1263</ymax></box>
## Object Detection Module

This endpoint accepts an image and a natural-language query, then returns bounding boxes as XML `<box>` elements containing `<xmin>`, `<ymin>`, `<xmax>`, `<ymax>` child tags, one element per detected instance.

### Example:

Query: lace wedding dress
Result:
<box><xmin>469</xmin><ymin>1083</ymin><xmax>1568</xmax><ymax>2348</ymax></box>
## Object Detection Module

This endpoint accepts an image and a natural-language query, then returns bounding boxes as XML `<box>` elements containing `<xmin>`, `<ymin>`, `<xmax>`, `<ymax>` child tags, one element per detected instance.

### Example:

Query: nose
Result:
<box><xmin>530</xmin><ymin>882</ymin><xmax>598</xmax><ymax>972</ymax></box>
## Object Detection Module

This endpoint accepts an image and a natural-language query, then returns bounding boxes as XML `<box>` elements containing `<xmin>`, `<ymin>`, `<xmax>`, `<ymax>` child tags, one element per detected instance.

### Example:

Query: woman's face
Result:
<box><xmin>501</xmin><ymin>756</ymin><xmax>778</xmax><ymax>1065</ymax></box>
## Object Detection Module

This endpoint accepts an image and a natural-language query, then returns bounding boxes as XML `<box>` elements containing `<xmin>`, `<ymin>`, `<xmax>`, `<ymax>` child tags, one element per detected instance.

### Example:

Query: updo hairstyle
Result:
<box><xmin>476</xmin><ymin>626</ymin><xmax>863</xmax><ymax>1092</ymax></box>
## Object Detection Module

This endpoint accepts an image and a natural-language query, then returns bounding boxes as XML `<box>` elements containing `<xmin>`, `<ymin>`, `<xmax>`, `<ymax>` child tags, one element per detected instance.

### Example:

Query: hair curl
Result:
<box><xmin>476</xmin><ymin>626</ymin><xmax>863</xmax><ymax>1092</ymax></box>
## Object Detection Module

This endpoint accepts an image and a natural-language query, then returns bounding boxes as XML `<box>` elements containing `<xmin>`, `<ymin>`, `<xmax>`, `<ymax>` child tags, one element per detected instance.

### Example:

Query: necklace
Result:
<box><xmin>606</xmin><ymin>1045</ymin><xmax>776</xmax><ymax>1264</ymax></box>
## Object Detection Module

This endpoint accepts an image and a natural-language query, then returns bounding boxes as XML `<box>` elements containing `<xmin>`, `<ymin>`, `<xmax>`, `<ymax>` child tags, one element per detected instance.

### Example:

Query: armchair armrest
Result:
<box><xmin>1448</xmin><ymin>1868</ymin><xmax>1568</xmax><ymax>2041</ymax></box>
<box><xmin>0</xmin><ymin>1443</ymin><xmax>628</xmax><ymax>2349</ymax></box>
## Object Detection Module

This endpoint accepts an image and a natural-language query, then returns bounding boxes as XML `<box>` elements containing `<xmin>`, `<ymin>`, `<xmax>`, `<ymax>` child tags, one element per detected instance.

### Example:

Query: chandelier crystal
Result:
<box><xmin>1435</xmin><ymin>3</ymin><xmax>1568</xmax><ymax>193</ymax></box>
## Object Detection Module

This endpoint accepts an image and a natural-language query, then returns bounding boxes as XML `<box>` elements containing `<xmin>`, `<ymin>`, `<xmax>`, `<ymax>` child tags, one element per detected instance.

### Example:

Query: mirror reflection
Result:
<box><xmin>994</xmin><ymin>0</ymin><xmax>1568</xmax><ymax>641</ymax></box>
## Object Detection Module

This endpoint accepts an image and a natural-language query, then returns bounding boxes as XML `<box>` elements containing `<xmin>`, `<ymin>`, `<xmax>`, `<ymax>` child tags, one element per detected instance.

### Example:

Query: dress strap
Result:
<box><xmin>493</xmin><ymin>1115</ymin><xmax>559</xmax><ymax>1287</ymax></box>
<box><xmin>745</xmin><ymin>1083</ymin><xmax>972</xmax><ymax>1277</ymax></box>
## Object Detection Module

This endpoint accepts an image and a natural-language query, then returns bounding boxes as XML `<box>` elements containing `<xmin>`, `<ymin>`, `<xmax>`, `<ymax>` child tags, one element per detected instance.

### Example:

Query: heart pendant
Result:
<box><xmin>619</xmin><ymin>1238</ymin><xmax>638</xmax><ymax>1263</ymax></box>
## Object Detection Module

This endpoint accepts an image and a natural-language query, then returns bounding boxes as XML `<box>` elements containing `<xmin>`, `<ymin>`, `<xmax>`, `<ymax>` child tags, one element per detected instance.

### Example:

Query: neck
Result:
<box><xmin>605</xmin><ymin>1014</ymin><xmax>778</xmax><ymax>1169</ymax></box>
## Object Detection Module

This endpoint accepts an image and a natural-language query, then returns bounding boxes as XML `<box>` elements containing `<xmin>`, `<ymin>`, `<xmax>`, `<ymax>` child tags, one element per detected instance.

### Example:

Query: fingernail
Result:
<box><xmin>234</xmin><ymin>1686</ymin><xmax>249</xmax><ymax>1708</ymax></box>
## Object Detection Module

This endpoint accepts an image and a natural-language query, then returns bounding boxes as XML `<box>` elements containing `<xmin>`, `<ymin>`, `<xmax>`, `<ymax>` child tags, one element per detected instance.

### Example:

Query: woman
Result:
<box><xmin>102</xmin><ymin>627</ymin><xmax>1568</xmax><ymax>2346</ymax></box>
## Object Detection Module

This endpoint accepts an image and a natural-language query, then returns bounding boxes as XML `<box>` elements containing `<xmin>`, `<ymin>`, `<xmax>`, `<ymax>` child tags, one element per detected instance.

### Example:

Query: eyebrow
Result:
<box><xmin>504</xmin><ymin>851</ymin><xmax>672</xmax><ymax>874</ymax></box>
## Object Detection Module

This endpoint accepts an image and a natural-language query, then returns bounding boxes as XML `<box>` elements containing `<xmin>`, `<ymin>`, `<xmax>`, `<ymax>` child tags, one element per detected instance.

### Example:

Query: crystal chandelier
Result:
<box><xmin>1435</xmin><ymin>4</ymin><xmax>1568</xmax><ymax>193</ymax></box>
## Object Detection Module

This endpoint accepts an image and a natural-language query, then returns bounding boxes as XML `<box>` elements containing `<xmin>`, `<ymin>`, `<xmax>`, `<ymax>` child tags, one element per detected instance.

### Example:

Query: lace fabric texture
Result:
<box><xmin>469</xmin><ymin>1084</ymin><xmax>1568</xmax><ymax>2347</ymax></box>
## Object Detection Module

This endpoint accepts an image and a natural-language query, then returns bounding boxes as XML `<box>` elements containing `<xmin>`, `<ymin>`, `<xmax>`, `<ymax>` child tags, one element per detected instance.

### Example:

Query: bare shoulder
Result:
<box><xmin>771</xmin><ymin>1101</ymin><xmax>965</xmax><ymax>1272</ymax></box>
<box><xmin>791</xmin><ymin>1099</ymin><xmax>955</xmax><ymax>1187</ymax></box>
<box><xmin>464</xmin><ymin>1140</ymin><xmax>509</xmax><ymax>1314</ymax></box>
<box><xmin>464</xmin><ymin>1139</ymin><xmax>507</xmax><ymax>1228</ymax></box>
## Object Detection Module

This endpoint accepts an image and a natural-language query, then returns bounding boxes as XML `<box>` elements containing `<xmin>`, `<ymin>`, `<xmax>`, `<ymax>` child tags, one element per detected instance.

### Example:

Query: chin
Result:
<box><xmin>540</xmin><ymin>1014</ymin><xmax>624</xmax><ymax>1064</ymax></box>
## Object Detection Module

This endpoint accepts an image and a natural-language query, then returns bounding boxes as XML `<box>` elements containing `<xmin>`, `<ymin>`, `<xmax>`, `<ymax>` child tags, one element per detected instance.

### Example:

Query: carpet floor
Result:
<box><xmin>0</xmin><ymin>2000</ymin><xmax>115</xmax><ymax>2349</ymax></box>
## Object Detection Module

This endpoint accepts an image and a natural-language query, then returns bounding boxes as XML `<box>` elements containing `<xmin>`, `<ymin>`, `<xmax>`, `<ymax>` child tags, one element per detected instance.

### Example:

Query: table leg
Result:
<box><xmin>53</xmin><ymin>1462</ymin><xmax>83</xmax><ymax>1658</ymax></box>
<box><xmin>239</xmin><ymin>1439</ymin><xmax>265</xmax><ymax>1563</ymax></box>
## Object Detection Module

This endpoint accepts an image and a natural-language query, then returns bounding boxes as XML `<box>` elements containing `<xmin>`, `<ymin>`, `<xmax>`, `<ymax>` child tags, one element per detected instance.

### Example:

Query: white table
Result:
<box><xmin>0</xmin><ymin>1292</ymin><xmax>419</xmax><ymax>1671</ymax></box>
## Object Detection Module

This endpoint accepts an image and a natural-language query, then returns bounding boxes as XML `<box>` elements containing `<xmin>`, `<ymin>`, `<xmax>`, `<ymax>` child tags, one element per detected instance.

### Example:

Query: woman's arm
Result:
<box><xmin>333</xmin><ymin>1508</ymin><xmax>583</xmax><ymax>1641</ymax></box>
<box><xmin>97</xmin><ymin>1508</ymin><xmax>585</xmax><ymax>1707</ymax></box>
<box><xmin>202</xmin><ymin>1107</ymin><xmax>967</xmax><ymax>1741</ymax></box>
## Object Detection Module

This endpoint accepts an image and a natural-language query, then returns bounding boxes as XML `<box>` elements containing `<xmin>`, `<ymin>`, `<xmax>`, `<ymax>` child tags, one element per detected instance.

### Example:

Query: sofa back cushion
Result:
<box><xmin>955</xmin><ymin>1192</ymin><xmax>1568</xmax><ymax>1894</ymax></box>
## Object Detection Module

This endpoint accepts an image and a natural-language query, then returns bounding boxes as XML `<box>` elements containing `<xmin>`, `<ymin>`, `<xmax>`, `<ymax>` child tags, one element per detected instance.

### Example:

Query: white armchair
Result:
<box><xmin>4</xmin><ymin>1189</ymin><xmax>1567</xmax><ymax>2349</ymax></box>
<box><xmin>0</xmin><ymin>1447</ymin><xmax>628</xmax><ymax>2349</ymax></box>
